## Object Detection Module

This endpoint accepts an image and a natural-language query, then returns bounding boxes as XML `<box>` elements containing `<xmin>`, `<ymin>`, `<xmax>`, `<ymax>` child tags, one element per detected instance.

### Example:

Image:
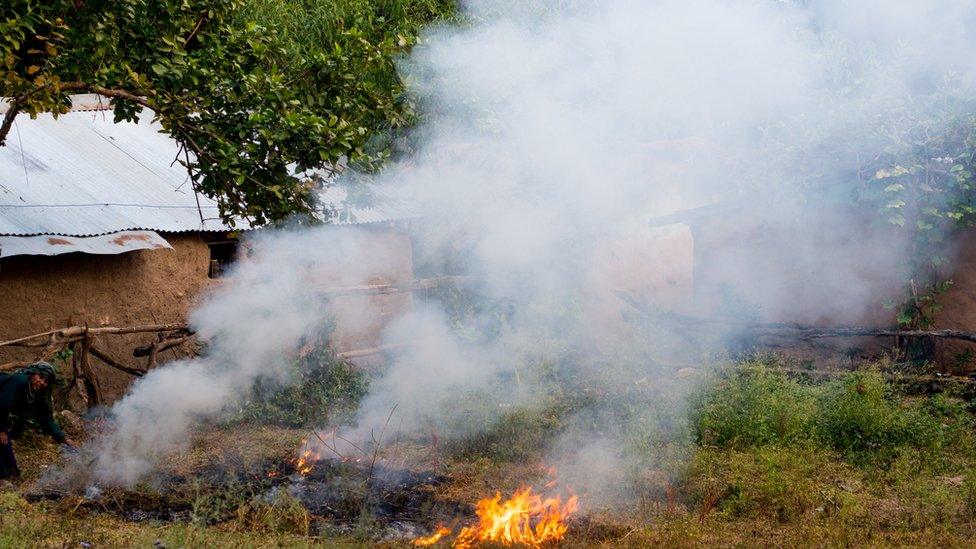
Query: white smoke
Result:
<box><xmin>89</xmin><ymin>0</ymin><xmax>976</xmax><ymax>488</ymax></box>
<box><xmin>92</xmin><ymin>227</ymin><xmax>398</xmax><ymax>484</ymax></box>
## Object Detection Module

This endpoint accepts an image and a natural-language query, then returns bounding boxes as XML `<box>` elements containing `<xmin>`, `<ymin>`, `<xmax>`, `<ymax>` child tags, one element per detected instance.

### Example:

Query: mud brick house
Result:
<box><xmin>0</xmin><ymin>95</ymin><xmax>247</xmax><ymax>402</ymax></box>
<box><xmin>0</xmin><ymin>95</ymin><xmax>416</xmax><ymax>402</ymax></box>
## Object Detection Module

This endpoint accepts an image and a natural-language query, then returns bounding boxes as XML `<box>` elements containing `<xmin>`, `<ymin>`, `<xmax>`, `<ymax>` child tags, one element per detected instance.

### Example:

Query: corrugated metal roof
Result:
<box><xmin>0</xmin><ymin>103</ymin><xmax>245</xmax><ymax>236</ymax></box>
<box><xmin>319</xmin><ymin>184</ymin><xmax>419</xmax><ymax>225</ymax></box>
<box><xmin>0</xmin><ymin>230</ymin><xmax>171</xmax><ymax>257</ymax></box>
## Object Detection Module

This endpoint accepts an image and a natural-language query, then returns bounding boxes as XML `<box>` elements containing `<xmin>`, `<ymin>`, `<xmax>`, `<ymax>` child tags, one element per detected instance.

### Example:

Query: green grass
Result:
<box><xmin>11</xmin><ymin>355</ymin><xmax>976</xmax><ymax>546</ymax></box>
<box><xmin>691</xmin><ymin>359</ymin><xmax>976</xmax><ymax>472</ymax></box>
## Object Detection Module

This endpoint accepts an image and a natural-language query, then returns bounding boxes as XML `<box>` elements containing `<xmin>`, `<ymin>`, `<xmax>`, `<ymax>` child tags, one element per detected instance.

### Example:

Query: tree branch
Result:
<box><xmin>0</xmin><ymin>81</ymin><xmax>152</xmax><ymax>146</ymax></box>
<box><xmin>0</xmin><ymin>103</ymin><xmax>23</xmax><ymax>147</ymax></box>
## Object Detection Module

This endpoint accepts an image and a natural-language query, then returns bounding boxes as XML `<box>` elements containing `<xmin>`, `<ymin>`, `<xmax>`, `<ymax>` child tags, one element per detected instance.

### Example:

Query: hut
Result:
<box><xmin>0</xmin><ymin>95</ymin><xmax>423</xmax><ymax>403</ymax></box>
<box><xmin>0</xmin><ymin>95</ymin><xmax>244</xmax><ymax>403</ymax></box>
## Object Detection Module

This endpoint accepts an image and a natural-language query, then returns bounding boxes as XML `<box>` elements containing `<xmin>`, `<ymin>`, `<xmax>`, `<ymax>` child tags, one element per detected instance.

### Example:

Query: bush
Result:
<box><xmin>815</xmin><ymin>372</ymin><xmax>973</xmax><ymax>468</ymax></box>
<box><xmin>691</xmin><ymin>360</ymin><xmax>976</xmax><ymax>472</ymax></box>
<box><xmin>235</xmin><ymin>346</ymin><xmax>370</xmax><ymax>428</ymax></box>
<box><xmin>691</xmin><ymin>362</ymin><xmax>817</xmax><ymax>448</ymax></box>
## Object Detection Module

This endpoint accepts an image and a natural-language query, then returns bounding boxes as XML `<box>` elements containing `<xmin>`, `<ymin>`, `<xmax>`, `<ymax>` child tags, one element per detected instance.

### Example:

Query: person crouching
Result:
<box><xmin>0</xmin><ymin>361</ymin><xmax>77</xmax><ymax>479</ymax></box>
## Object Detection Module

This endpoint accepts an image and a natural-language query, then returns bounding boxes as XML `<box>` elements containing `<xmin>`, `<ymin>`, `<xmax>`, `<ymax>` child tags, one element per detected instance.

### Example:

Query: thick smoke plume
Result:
<box><xmin>88</xmin><ymin>0</ymin><xmax>976</xmax><ymax>494</ymax></box>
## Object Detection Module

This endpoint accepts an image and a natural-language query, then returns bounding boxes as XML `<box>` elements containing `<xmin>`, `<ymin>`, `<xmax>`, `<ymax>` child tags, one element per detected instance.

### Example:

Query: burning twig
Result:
<box><xmin>413</xmin><ymin>525</ymin><xmax>452</xmax><ymax>547</ymax></box>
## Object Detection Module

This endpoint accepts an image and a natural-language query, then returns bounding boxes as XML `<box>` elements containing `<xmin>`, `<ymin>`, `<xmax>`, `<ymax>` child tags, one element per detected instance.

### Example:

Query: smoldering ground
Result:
<box><xmin>68</xmin><ymin>0</ymin><xmax>976</xmax><ymax>515</ymax></box>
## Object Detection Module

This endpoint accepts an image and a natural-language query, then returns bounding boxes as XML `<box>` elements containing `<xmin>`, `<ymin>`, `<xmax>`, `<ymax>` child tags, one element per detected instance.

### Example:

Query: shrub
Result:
<box><xmin>691</xmin><ymin>360</ymin><xmax>976</xmax><ymax>473</ymax></box>
<box><xmin>814</xmin><ymin>372</ymin><xmax>964</xmax><ymax>468</ymax></box>
<box><xmin>691</xmin><ymin>362</ymin><xmax>818</xmax><ymax>448</ymax></box>
<box><xmin>235</xmin><ymin>346</ymin><xmax>370</xmax><ymax>428</ymax></box>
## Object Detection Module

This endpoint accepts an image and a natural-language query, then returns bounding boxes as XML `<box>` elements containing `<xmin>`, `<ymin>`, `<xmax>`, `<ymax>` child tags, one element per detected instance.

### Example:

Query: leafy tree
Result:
<box><xmin>854</xmin><ymin>104</ymin><xmax>976</xmax><ymax>331</ymax></box>
<box><xmin>1</xmin><ymin>0</ymin><xmax>454</xmax><ymax>224</ymax></box>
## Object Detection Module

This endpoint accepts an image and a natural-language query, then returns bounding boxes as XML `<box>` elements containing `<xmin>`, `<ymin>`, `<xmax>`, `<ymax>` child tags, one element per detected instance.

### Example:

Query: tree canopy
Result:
<box><xmin>1</xmin><ymin>0</ymin><xmax>454</xmax><ymax>225</ymax></box>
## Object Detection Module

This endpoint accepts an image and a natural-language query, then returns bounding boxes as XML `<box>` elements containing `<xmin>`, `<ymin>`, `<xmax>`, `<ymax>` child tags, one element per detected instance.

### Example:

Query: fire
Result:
<box><xmin>413</xmin><ymin>525</ymin><xmax>451</xmax><ymax>547</ymax></box>
<box><xmin>455</xmin><ymin>487</ymin><xmax>578</xmax><ymax>547</ymax></box>
<box><xmin>292</xmin><ymin>439</ymin><xmax>321</xmax><ymax>476</ymax></box>
<box><xmin>414</xmin><ymin>487</ymin><xmax>578</xmax><ymax>547</ymax></box>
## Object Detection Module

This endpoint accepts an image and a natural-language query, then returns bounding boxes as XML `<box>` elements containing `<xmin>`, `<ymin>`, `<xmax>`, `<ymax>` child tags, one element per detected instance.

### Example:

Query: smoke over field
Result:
<box><xmin>88</xmin><ymin>0</ymin><xmax>976</xmax><ymax>505</ymax></box>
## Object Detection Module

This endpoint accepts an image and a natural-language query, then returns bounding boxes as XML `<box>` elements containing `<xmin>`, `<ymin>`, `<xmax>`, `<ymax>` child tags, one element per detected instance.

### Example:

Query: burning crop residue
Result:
<box><xmin>293</xmin><ymin>440</ymin><xmax>321</xmax><ymax>476</ymax></box>
<box><xmin>414</xmin><ymin>487</ymin><xmax>579</xmax><ymax>547</ymax></box>
<box><xmin>413</xmin><ymin>525</ymin><xmax>452</xmax><ymax>546</ymax></box>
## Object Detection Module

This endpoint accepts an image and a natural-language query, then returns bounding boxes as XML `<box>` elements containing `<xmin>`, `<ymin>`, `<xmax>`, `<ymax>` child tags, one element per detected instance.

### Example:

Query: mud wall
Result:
<box><xmin>687</xmin><ymin>208</ymin><xmax>907</xmax><ymax>366</ymax></box>
<box><xmin>0</xmin><ymin>232</ymin><xmax>213</xmax><ymax>404</ymax></box>
<box><xmin>932</xmin><ymin>227</ymin><xmax>976</xmax><ymax>372</ymax></box>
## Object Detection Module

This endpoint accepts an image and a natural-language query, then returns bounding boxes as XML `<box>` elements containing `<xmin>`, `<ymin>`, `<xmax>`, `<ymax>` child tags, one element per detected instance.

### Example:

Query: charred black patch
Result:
<box><xmin>27</xmin><ymin>456</ymin><xmax>470</xmax><ymax>539</ymax></box>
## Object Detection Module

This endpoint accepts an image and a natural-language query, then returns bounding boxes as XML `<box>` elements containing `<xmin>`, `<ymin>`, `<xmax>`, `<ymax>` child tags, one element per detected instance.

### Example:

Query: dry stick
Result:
<box><xmin>367</xmin><ymin>404</ymin><xmax>399</xmax><ymax>487</ymax></box>
<box><xmin>73</xmin><ymin>323</ymin><xmax>187</xmax><ymax>336</ymax></box>
<box><xmin>668</xmin><ymin>316</ymin><xmax>976</xmax><ymax>343</ymax></box>
<box><xmin>88</xmin><ymin>346</ymin><xmax>146</xmax><ymax>377</ymax></box>
<box><xmin>2</xmin><ymin>341</ymin><xmax>52</xmax><ymax>348</ymax></box>
<box><xmin>146</xmin><ymin>339</ymin><xmax>160</xmax><ymax>371</ymax></box>
<box><xmin>334</xmin><ymin>432</ymin><xmax>369</xmax><ymax>460</ymax></box>
<box><xmin>0</xmin><ymin>329</ymin><xmax>61</xmax><ymax>348</ymax></box>
<box><xmin>335</xmin><ymin>343</ymin><xmax>410</xmax><ymax>360</ymax></box>
<box><xmin>132</xmin><ymin>334</ymin><xmax>195</xmax><ymax>357</ymax></box>
<box><xmin>782</xmin><ymin>367</ymin><xmax>976</xmax><ymax>387</ymax></box>
<box><xmin>318</xmin><ymin>275</ymin><xmax>479</xmax><ymax>297</ymax></box>
<box><xmin>310</xmin><ymin>428</ymin><xmax>344</xmax><ymax>460</ymax></box>
<box><xmin>69</xmin><ymin>341</ymin><xmax>89</xmax><ymax>407</ymax></box>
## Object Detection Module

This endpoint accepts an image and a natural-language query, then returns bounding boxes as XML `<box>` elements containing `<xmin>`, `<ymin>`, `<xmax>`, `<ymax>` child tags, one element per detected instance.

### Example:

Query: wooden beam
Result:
<box><xmin>336</xmin><ymin>343</ymin><xmax>410</xmax><ymax>360</ymax></box>
<box><xmin>318</xmin><ymin>275</ymin><xmax>479</xmax><ymax>297</ymax></box>
<box><xmin>0</xmin><ymin>323</ymin><xmax>189</xmax><ymax>349</ymax></box>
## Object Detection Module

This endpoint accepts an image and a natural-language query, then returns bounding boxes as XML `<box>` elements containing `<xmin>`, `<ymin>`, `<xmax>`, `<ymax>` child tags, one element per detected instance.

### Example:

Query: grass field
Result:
<box><xmin>5</xmin><ymin>358</ymin><xmax>976</xmax><ymax>547</ymax></box>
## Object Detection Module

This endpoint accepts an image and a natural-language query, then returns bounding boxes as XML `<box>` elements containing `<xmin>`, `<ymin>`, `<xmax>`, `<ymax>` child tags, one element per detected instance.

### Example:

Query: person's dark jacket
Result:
<box><xmin>0</xmin><ymin>373</ymin><xmax>66</xmax><ymax>443</ymax></box>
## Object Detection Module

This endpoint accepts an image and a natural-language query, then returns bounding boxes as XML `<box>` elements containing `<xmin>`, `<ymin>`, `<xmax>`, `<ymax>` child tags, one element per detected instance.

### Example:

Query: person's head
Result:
<box><xmin>22</xmin><ymin>361</ymin><xmax>57</xmax><ymax>392</ymax></box>
<box><xmin>28</xmin><ymin>373</ymin><xmax>49</xmax><ymax>391</ymax></box>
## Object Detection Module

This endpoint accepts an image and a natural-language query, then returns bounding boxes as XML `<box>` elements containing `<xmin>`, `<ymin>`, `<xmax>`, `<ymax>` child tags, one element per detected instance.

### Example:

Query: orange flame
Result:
<box><xmin>413</xmin><ymin>525</ymin><xmax>451</xmax><ymax>547</ymax></box>
<box><xmin>292</xmin><ymin>439</ymin><xmax>321</xmax><ymax>476</ymax></box>
<box><xmin>415</xmin><ymin>487</ymin><xmax>574</xmax><ymax>548</ymax></box>
<box><xmin>455</xmin><ymin>487</ymin><xmax>578</xmax><ymax>547</ymax></box>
